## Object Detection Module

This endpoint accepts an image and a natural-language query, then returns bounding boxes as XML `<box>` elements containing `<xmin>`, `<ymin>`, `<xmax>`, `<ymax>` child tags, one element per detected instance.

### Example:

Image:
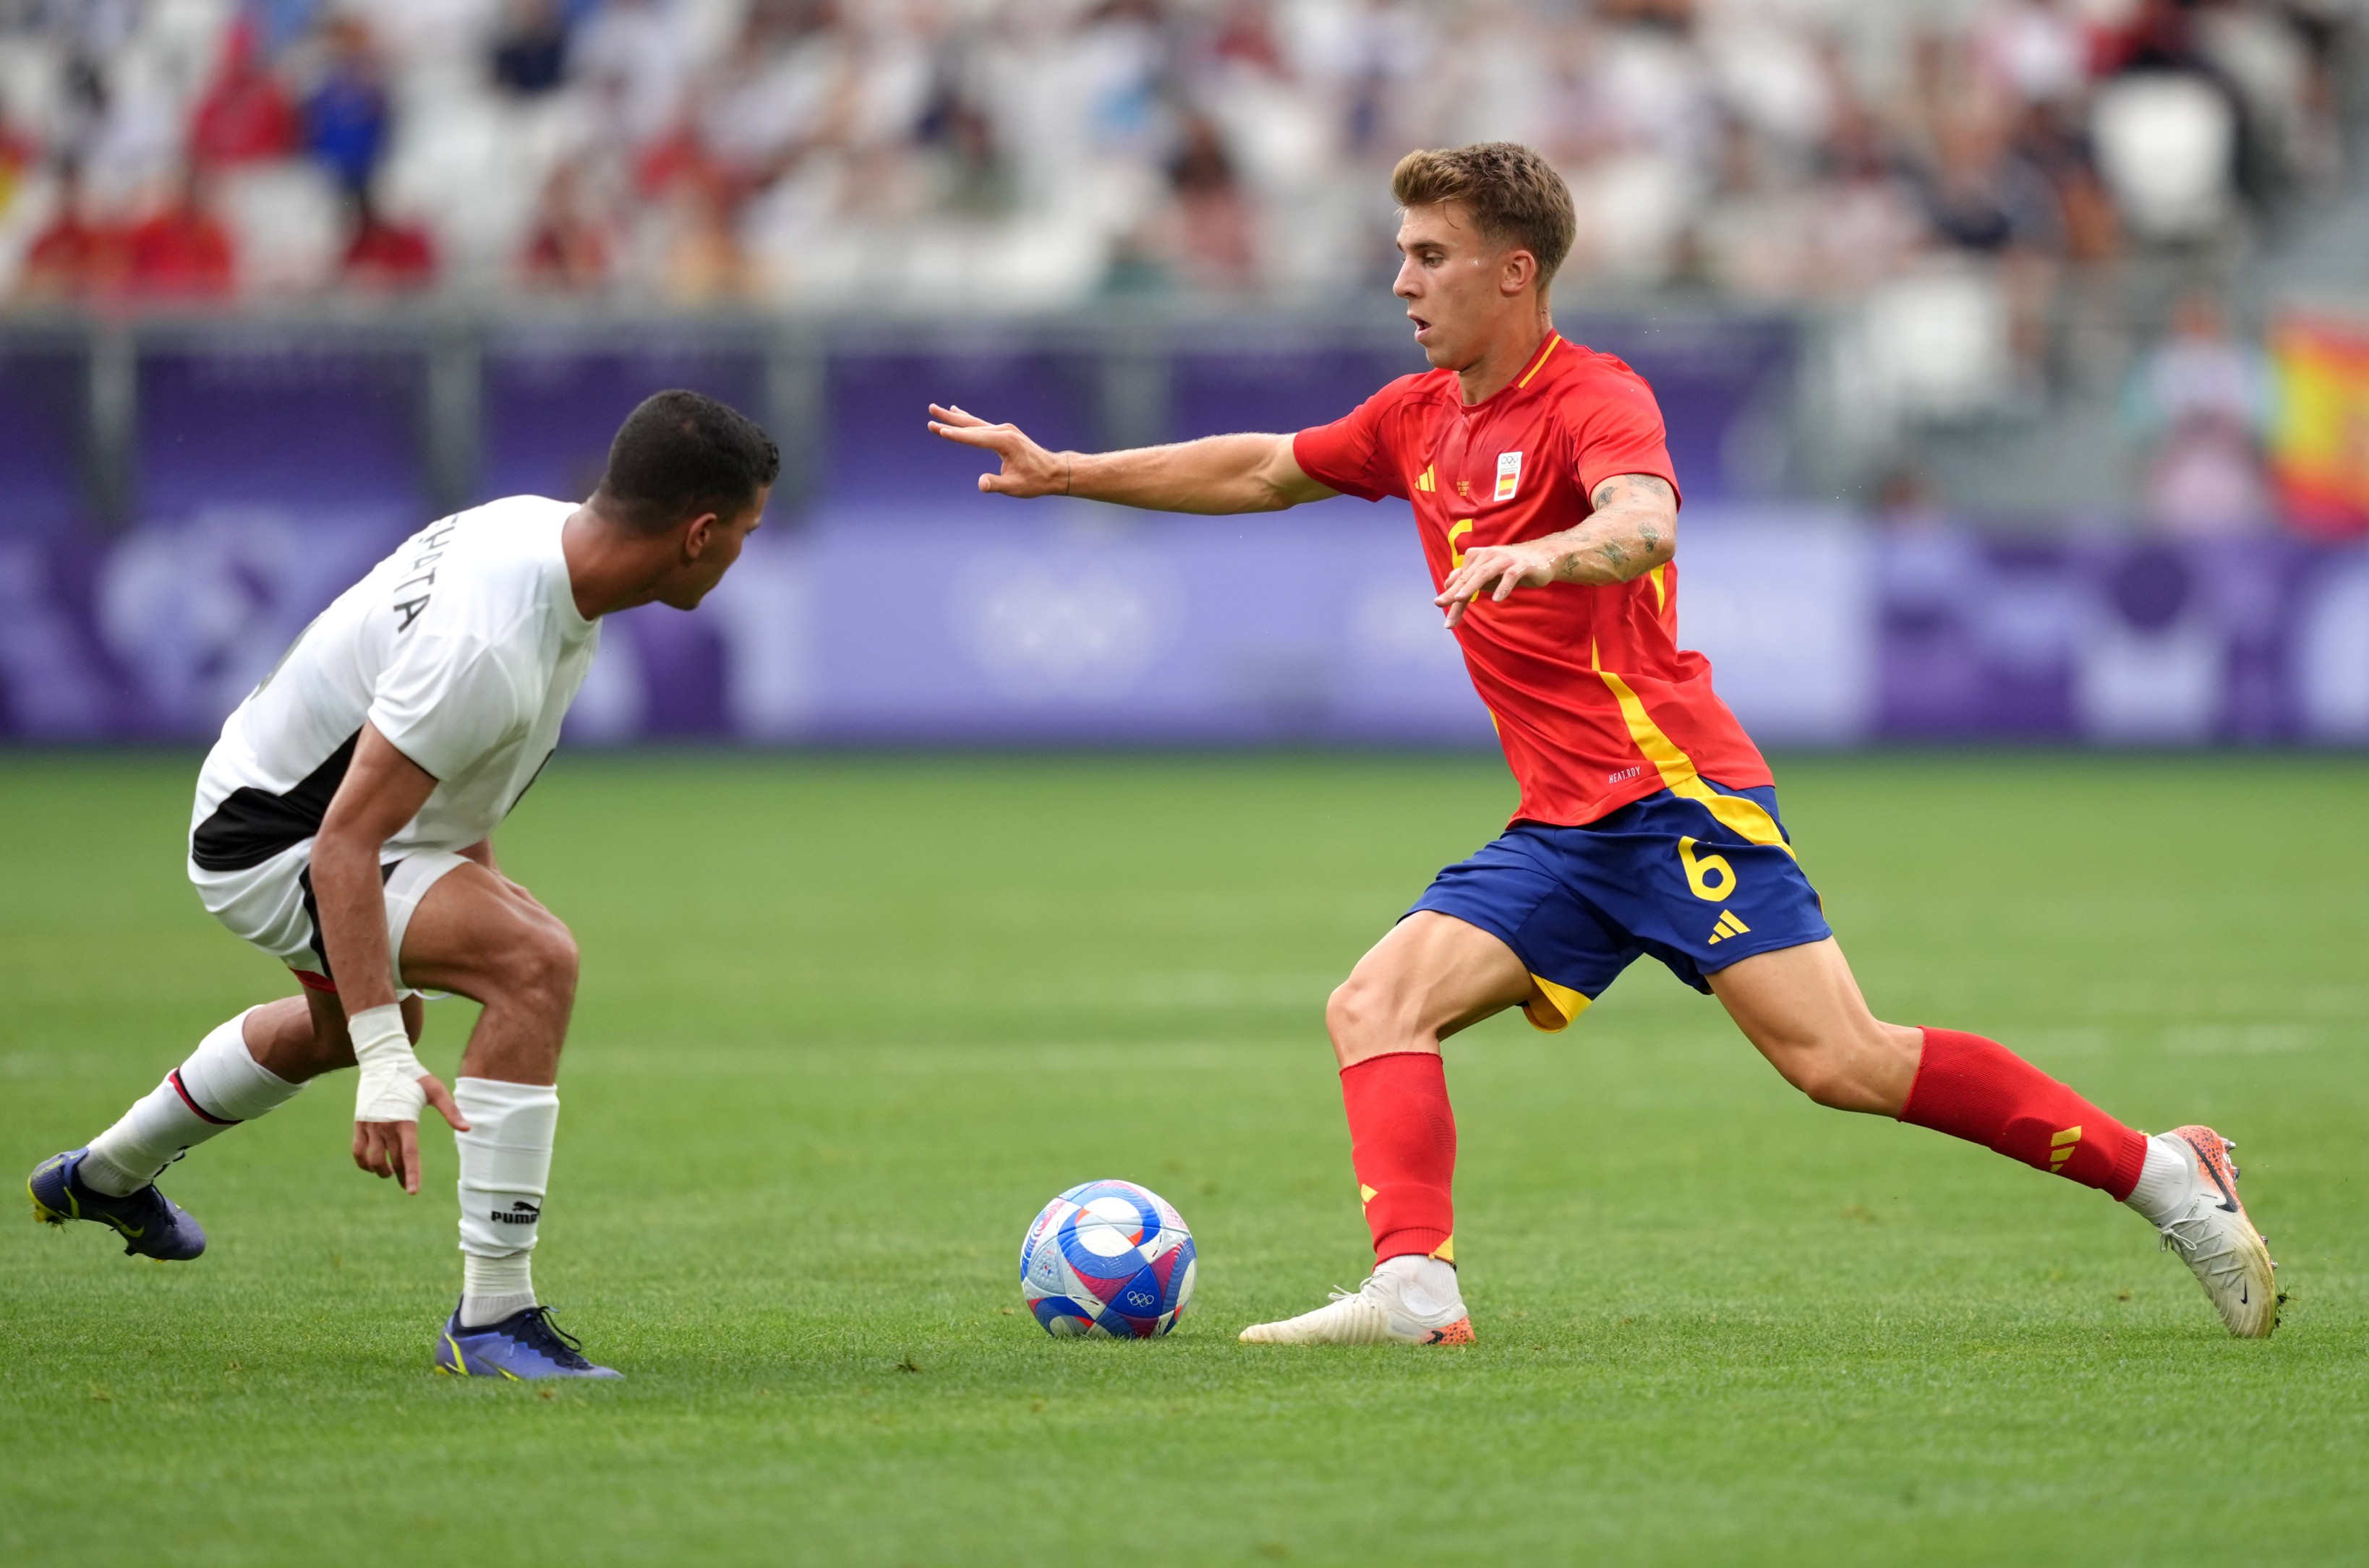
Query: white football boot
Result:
<box><xmin>2151</xmin><ymin>1125</ymin><xmax>2279</xmax><ymax>1338</ymax></box>
<box><xmin>1238</xmin><ymin>1256</ymin><xmax>1475</xmax><ymax>1346</ymax></box>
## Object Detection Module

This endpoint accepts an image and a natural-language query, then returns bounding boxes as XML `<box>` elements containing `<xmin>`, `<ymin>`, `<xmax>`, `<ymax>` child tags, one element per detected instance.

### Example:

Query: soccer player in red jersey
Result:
<box><xmin>929</xmin><ymin>143</ymin><xmax>2276</xmax><ymax>1341</ymax></box>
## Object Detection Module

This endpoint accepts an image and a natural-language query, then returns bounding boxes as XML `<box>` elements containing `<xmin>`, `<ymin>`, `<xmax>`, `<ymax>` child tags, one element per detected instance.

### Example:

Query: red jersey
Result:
<box><xmin>1294</xmin><ymin>333</ymin><xmax>1770</xmax><ymax>828</ymax></box>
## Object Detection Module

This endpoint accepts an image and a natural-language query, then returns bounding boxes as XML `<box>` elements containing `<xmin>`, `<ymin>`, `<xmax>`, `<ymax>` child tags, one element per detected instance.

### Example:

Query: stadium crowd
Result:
<box><xmin>0</xmin><ymin>0</ymin><xmax>2352</xmax><ymax>312</ymax></box>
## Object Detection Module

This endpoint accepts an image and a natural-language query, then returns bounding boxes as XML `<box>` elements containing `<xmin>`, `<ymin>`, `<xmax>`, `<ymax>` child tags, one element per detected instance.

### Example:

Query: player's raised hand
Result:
<box><xmin>926</xmin><ymin>403</ymin><xmax>1070</xmax><ymax>497</ymax></box>
<box><xmin>1435</xmin><ymin>541</ymin><xmax>1560</xmax><ymax>628</ymax></box>
<box><xmin>351</xmin><ymin>1074</ymin><xmax>469</xmax><ymax>1195</ymax></box>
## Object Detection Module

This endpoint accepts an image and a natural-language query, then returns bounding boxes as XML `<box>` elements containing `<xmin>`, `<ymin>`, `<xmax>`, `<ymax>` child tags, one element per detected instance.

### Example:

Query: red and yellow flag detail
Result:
<box><xmin>2271</xmin><ymin>315</ymin><xmax>2369</xmax><ymax>538</ymax></box>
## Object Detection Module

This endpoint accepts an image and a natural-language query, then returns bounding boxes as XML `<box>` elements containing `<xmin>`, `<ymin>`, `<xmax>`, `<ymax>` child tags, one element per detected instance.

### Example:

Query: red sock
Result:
<box><xmin>1340</xmin><ymin>1050</ymin><xmax>1456</xmax><ymax>1263</ymax></box>
<box><xmin>1900</xmin><ymin>1028</ymin><xmax>2147</xmax><ymax>1199</ymax></box>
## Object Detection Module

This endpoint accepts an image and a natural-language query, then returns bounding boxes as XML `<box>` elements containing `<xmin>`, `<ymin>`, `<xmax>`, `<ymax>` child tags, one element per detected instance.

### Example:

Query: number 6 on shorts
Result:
<box><xmin>1678</xmin><ymin>835</ymin><xmax>1737</xmax><ymax>901</ymax></box>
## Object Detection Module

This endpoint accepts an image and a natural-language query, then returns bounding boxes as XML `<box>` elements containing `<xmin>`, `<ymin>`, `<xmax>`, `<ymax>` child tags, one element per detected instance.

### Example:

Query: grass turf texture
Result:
<box><xmin>2</xmin><ymin>751</ymin><xmax>2365</xmax><ymax>1566</ymax></box>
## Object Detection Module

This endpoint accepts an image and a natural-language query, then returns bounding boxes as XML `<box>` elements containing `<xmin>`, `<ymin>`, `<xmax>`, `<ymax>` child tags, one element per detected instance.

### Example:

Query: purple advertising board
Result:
<box><xmin>0</xmin><ymin>343</ymin><xmax>84</xmax><ymax>539</ymax></box>
<box><xmin>478</xmin><ymin>340</ymin><xmax>767</xmax><ymax>505</ymax></box>
<box><xmin>138</xmin><ymin>343</ymin><xmax>425</xmax><ymax>518</ymax></box>
<box><xmin>6</xmin><ymin>497</ymin><xmax>2365</xmax><ymax>750</ymax></box>
<box><xmin>826</xmin><ymin>346</ymin><xmax>1102</xmax><ymax>504</ymax></box>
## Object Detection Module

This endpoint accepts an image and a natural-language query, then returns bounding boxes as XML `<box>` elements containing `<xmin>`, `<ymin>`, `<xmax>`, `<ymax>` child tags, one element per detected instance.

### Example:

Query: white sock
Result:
<box><xmin>1377</xmin><ymin>1251</ymin><xmax>1462</xmax><ymax>1315</ymax></box>
<box><xmin>463</xmin><ymin>1251</ymin><xmax>535</xmax><ymax>1326</ymax></box>
<box><xmin>82</xmin><ymin>1011</ymin><xmax>303</xmax><ymax>1196</ymax></box>
<box><xmin>454</xmin><ymin>1077</ymin><xmax>559</xmax><ymax>1329</ymax></box>
<box><xmin>2125</xmin><ymin>1133</ymin><xmax>2198</xmax><ymax>1228</ymax></box>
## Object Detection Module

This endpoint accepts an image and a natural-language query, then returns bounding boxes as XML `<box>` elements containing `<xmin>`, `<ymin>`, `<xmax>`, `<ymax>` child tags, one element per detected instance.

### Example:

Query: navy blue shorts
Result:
<box><xmin>1408</xmin><ymin>781</ymin><xmax>1830</xmax><ymax>1031</ymax></box>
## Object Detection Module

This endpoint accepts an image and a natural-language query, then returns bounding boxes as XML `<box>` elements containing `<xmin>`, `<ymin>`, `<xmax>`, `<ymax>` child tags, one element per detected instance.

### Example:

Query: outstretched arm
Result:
<box><xmin>1434</xmin><ymin>473</ymin><xmax>1677</xmax><ymax>629</ymax></box>
<box><xmin>927</xmin><ymin>404</ymin><xmax>1338</xmax><ymax>515</ymax></box>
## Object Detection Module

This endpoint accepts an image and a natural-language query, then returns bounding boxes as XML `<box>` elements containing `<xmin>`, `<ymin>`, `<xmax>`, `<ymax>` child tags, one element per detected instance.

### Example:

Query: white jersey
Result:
<box><xmin>190</xmin><ymin>496</ymin><xmax>599</xmax><ymax>875</ymax></box>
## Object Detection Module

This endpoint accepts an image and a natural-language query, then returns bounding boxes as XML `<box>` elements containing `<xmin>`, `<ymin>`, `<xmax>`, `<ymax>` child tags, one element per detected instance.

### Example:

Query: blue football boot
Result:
<box><xmin>27</xmin><ymin>1149</ymin><xmax>208</xmax><ymax>1261</ymax></box>
<box><xmin>434</xmin><ymin>1302</ymin><xmax>623</xmax><ymax>1380</ymax></box>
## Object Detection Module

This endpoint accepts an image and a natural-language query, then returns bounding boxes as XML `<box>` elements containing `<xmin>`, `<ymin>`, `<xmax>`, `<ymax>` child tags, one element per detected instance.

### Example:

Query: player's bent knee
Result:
<box><xmin>1778</xmin><ymin>1039</ymin><xmax>1900</xmax><ymax>1115</ymax></box>
<box><xmin>515</xmin><ymin>926</ymin><xmax>579</xmax><ymax>1003</ymax></box>
<box><xmin>252</xmin><ymin>994</ymin><xmax>352</xmax><ymax>1080</ymax></box>
<box><xmin>1323</xmin><ymin>979</ymin><xmax>1366</xmax><ymax>1056</ymax></box>
<box><xmin>467</xmin><ymin>914</ymin><xmax>579</xmax><ymax>1013</ymax></box>
<box><xmin>1787</xmin><ymin>1059</ymin><xmax>1859</xmax><ymax>1111</ymax></box>
<box><xmin>1323</xmin><ymin>976</ymin><xmax>1359</xmax><ymax>1031</ymax></box>
<box><xmin>1325</xmin><ymin>973</ymin><xmax>1399</xmax><ymax>1056</ymax></box>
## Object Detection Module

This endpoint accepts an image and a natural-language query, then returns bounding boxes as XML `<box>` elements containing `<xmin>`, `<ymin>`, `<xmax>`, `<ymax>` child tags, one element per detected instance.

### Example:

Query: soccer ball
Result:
<box><xmin>1019</xmin><ymin>1179</ymin><xmax>1195</xmax><ymax>1338</ymax></box>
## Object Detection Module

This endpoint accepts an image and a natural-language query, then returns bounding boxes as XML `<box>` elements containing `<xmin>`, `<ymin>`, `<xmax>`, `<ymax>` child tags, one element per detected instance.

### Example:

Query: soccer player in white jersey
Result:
<box><xmin>29</xmin><ymin>390</ymin><xmax>776</xmax><ymax>1379</ymax></box>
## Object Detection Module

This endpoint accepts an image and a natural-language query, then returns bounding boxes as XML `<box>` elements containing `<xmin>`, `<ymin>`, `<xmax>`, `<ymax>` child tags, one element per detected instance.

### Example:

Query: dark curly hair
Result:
<box><xmin>597</xmin><ymin>390</ymin><xmax>781</xmax><ymax>533</ymax></box>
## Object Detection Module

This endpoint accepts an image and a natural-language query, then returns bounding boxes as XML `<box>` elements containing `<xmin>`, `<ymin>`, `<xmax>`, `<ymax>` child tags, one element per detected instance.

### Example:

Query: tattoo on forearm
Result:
<box><xmin>1572</xmin><ymin>474</ymin><xmax>1674</xmax><ymax>581</ymax></box>
<box><xmin>1517</xmin><ymin>475</ymin><xmax>1678</xmax><ymax>588</ymax></box>
<box><xmin>1593</xmin><ymin>474</ymin><xmax>1673</xmax><ymax>510</ymax></box>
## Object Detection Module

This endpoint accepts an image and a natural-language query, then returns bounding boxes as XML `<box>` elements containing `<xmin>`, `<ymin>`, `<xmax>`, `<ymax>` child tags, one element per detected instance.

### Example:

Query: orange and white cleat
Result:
<box><xmin>1239</xmin><ymin>1262</ymin><xmax>1475</xmax><ymax>1346</ymax></box>
<box><xmin>2154</xmin><ymin>1126</ymin><xmax>2278</xmax><ymax>1338</ymax></box>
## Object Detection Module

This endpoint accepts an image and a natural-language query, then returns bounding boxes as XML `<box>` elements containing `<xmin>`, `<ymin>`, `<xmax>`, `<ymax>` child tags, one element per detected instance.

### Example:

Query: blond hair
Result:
<box><xmin>1391</xmin><ymin>142</ymin><xmax>1576</xmax><ymax>294</ymax></box>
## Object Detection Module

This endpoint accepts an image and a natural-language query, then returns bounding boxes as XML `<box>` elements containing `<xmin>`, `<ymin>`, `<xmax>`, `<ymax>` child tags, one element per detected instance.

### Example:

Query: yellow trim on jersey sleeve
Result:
<box><xmin>1595</xmin><ymin>669</ymin><xmax>1794</xmax><ymax>857</ymax></box>
<box><xmin>1523</xmin><ymin>973</ymin><xmax>1590</xmax><ymax>1032</ymax></box>
<box><xmin>1647</xmin><ymin>563</ymin><xmax>1667</xmax><ymax>614</ymax></box>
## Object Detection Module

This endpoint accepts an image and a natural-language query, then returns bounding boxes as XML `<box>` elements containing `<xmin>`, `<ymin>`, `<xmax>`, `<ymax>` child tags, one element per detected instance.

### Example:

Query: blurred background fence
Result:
<box><xmin>0</xmin><ymin>0</ymin><xmax>2365</xmax><ymax>748</ymax></box>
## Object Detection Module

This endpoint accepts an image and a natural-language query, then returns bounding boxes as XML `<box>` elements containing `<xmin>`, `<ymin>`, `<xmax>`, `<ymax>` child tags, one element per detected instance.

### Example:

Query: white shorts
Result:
<box><xmin>188</xmin><ymin>843</ymin><xmax>469</xmax><ymax>998</ymax></box>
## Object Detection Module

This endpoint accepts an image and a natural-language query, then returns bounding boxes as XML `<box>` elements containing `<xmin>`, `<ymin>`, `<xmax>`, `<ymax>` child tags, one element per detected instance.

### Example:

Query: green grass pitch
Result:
<box><xmin>3</xmin><ymin>750</ymin><xmax>2365</xmax><ymax>1565</ymax></box>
